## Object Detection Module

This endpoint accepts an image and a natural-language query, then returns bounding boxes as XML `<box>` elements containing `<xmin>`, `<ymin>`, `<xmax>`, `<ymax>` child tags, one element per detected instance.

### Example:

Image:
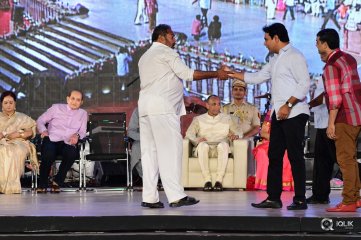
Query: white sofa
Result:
<box><xmin>182</xmin><ymin>138</ymin><xmax>248</xmax><ymax>189</ymax></box>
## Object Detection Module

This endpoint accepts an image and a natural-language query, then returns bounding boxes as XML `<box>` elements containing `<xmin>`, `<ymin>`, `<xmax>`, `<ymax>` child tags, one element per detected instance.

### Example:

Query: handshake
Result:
<box><xmin>216</xmin><ymin>65</ymin><xmax>244</xmax><ymax>80</ymax></box>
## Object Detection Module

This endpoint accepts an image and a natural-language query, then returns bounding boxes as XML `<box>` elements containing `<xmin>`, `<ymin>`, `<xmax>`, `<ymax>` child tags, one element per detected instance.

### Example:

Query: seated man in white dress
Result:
<box><xmin>186</xmin><ymin>95</ymin><xmax>242</xmax><ymax>191</ymax></box>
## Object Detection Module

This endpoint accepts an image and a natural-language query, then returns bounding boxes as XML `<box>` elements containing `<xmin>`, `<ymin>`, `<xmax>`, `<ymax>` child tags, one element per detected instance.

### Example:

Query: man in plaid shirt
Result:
<box><xmin>316</xmin><ymin>28</ymin><xmax>361</xmax><ymax>212</ymax></box>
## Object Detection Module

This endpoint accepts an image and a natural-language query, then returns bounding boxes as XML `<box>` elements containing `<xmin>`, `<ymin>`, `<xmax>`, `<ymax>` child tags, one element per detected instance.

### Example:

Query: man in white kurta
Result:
<box><xmin>134</xmin><ymin>0</ymin><xmax>149</xmax><ymax>25</ymax></box>
<box><xmin>186</xmin><ymin>95</ymin><xmax>242</xmax><ymax>191</ymax></box>
<box><xmin>138</xmin><ymin>24</ymin><xmax>229</xmax><ymax>208</ymax></box>
<box><xmin>265</xmin><ymin>0</ymin><xmax>277</xmax><ymax>19</ymax></box>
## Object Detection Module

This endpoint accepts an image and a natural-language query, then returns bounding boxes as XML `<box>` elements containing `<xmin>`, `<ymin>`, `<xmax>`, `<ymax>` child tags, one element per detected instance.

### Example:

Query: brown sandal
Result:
<box><xmin>50</xmin><ymin>182</ymin><xmax>61</xmax><ymax>193</ymax></box>
<box><xmin>36</xmin><ymin>188</ymin><xmax>47</xmax><ymax>193</ymax></box>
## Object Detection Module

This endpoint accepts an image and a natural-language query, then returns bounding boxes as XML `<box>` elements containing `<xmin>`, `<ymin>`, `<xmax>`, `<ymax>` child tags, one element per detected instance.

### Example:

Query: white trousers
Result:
<box><xmin>196</xmin><ymin>142</ymin><xmax>229</xmax><ymax>183</ymax></box>
<box><xmin>140</xmin><ymin>114</ymin><xmax>187</xmax><ymax>203</ymax></box>
<box><xmin>134</xmin><ymin>0</ymin><xmax>149</xmax><ymax>24</ymax></box>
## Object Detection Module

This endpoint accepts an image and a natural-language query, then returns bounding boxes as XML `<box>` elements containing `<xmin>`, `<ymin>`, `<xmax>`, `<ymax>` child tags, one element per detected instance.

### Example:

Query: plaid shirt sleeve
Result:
<box><xmin>323</xmin><ymin>65</ymin><xmax>342</xmax><ymax>110</ymax></box>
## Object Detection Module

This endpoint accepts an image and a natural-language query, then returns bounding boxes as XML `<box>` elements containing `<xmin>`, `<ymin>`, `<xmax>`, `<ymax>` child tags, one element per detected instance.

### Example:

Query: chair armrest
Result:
<box><xmin>233</xmin><ymin>139</ymin><xmax>248</xmax><ymax>189</ymax></box>
<box><xmin>182</xmin><ymin>138</ymin><xmax>191</xmax><ymax>186</ymax></box>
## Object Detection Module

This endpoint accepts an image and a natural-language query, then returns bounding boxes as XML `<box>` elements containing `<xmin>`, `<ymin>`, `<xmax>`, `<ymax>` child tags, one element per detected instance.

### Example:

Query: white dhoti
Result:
<box><xmin>140</xmin><ymin>114</ymin><xmax>187</xmax><ymax>204</ymax></box>
<box><xmin>196</xmin><ymin>141</ymin><xmax>230</xmax><ymax>183</ymax></box>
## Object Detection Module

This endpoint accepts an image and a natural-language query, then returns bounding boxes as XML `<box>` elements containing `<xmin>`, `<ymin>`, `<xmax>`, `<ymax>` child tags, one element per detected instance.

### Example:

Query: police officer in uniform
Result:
<box><xmin>222</xmin><ymin>79</ymin><xmax>260</xmax><ymax>139</ymax></box>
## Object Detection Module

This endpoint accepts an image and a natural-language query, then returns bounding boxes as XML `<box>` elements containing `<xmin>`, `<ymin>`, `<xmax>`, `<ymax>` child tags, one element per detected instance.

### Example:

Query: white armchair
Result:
<box><xmin>182</xmin><ymin>138</ymin><xmax>248</xmax><ymax>189</ymax></box>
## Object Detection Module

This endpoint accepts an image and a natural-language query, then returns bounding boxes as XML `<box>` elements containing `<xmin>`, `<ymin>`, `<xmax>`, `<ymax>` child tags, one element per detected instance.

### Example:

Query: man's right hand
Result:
<box><xmin>40</xmin><ymin>131</ymin><xmax>49</xmax><ymax>138</ymax></box>
<box><xmin>197</xmin><ymin>137</ymin><xmax>207</xmax><ymax>143</ymax></box>
<box><xmin>217</xmin><ymin>66</ymin><xmax>231</xmax><ymax>80</ymax></box>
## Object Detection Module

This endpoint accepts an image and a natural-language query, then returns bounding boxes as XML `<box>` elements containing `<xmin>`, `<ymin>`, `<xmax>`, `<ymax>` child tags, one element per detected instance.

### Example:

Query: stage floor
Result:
<box><xmin>0</xmin><ymin>189</ymin><xmax>360</xmax><ymax>236</ymax></box>
<box><xmin>0</xmin><ymin>189</ymin><xmax>355</xmax><ymax>217</ymax></box>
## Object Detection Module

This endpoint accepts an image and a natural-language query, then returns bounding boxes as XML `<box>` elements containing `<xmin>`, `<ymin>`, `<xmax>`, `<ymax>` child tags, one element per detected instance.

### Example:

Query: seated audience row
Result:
<box><xmin>0</xmin><ymin>90</ymin><xmax>87</xmax><ymax>194</ymax></box>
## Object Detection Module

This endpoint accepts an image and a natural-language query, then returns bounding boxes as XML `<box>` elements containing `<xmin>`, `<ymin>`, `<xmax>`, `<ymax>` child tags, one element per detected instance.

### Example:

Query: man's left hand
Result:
<box><xmin>326</xmin><ymin>124</ymin><xmax>336</xmax><ymax>140</ymax></box>
<box><xmin>228</xmin><ymin>134</ymin><xmax>239</xmax><ymax>141</ymax></box>
<box><xmin>277</xmin><ymin>104</ymin><xmax>291</xmax><ymax>120</ymax></box>
<box><xmin>69</xmin><ymin>133</ymin><xmax>79</xmax><ymax>145</ymax></box>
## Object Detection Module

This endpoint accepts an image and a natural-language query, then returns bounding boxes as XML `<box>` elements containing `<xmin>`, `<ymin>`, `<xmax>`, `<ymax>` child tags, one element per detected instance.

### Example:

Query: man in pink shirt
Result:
<box><xmin>36</xmin><ymin>89</ymin><xmax>87</xmax><ymax>193</ymax></box>
<box><xmin>191</xmin><ymin>15</ymin><xmax>203</xmax><ymax>41</ymax></box>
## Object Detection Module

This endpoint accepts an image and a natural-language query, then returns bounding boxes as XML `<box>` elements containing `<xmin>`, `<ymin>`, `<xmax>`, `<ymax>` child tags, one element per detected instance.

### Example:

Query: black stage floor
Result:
<box><xmin>0</xmin><ymin>189</ymin><xmax>360</xmax><ymax>239</ymax></box>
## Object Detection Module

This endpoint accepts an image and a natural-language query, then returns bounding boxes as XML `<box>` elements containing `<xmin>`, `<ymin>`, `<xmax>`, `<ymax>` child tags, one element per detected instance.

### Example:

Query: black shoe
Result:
<box><xmin>306</xmin><ymin>196</ymin><xmax>330</xmax><ymax>204</ymax></box>
<box><xmin>141</xmin><ymin>201</ymin><xmax>164</xmax><ymax>208</ymax></box>
<box><xmin>287</xmin><ymin>201</ymin><xmax>308</xmax><ymax>210</ymax></box>
<box><xmin>203</xmin><ymin>182</ymin><xmax>213</xmax><ymax>191</ymax></box>
<box><xmin>169</xmin><ymin>196</ymin><xmax>200</xmax><ymax>207</ymax></box>
<box><xmin>213</xmin><ymin>181</ymin><xmax>223</xmax><ymax>191</ymax></box>
<box><xmin>251</xmin><ymin>199</ymin><xmax>282</xmax><ymax>209</ymax></box>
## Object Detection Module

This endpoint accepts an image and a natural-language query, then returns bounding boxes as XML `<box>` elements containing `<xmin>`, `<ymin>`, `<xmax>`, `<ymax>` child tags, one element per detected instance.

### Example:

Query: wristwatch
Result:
<box><xmin>286</xmin><ymin>101</ymin><xmax>293</xmax><ymax>108</ymax></box>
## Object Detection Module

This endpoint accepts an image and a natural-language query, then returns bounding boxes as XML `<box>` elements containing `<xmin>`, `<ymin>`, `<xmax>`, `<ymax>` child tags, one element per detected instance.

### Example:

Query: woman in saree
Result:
<box><xmin>0</xmin><ymin>91</ymin><xmax>38</xmax><ymax>194</ymax></box>
<box><xmin>253</xmin><ymin>110</ymin><xmax>294</xmax><ymax>191</ymax></box>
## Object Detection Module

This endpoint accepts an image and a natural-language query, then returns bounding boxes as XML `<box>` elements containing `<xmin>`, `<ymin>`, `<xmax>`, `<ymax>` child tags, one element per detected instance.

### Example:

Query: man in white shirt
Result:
<box><xmin>186</xmin><ymin>95</ymin><xmax>241</xmax><ymax>191</ymax></box>
<box><xmin>134</xmin><ymin>0</ymin><xmax>149</xmax><ymax>25</ymax></box>
<box><xmin>138</xmin><ymin>24</ymin><xmax>229</xmax><ymax>208</ymax></box>
<box><xmin>115</xmin><ymin>49</ymin><xmax>132</xmax><ymax>77</ymax></box>
<box><xmin>228</xmin><ymin>23</ymin><xmax>310</xmax><ymax>210</ymax></box>
<box><xmin>307</xmin><ymin>78</ymin><xmax>337</xmax><ymax>204</ymax></box>
<box><xmin>320</xmin><ymin>0</ymin><xmax>341</xmax><ymax>30</ymax></box>
<box><xmin>283</xmin><ymin>0</ymin><xmax>296</xmax><ymax>20</ymax></box>
<box><xmin>192</xmin><ymin>0</ymin><xmax>212</xmax><ymax>27</ymax></box>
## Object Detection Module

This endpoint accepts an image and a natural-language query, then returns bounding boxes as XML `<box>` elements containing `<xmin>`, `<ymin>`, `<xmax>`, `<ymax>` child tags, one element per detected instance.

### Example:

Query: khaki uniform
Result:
<box><xmin>222</xmin><ymin>101</ymin><xmax>260</xmax><ymax>135</ymax></box>
<box><xmin>222</xmin><ymin>101</ymin><xmax>261</xmax><ymax>176</ymax></box>
<box><xmin>186</xmin><ymin>113</ymin><xmax>242</xmax><ymax>183</ymax></box>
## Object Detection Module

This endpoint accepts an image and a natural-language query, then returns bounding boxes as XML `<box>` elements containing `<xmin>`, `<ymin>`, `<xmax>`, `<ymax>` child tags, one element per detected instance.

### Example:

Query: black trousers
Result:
<box><xmin>311</xmin><ymin>128</ymin><xmax>337</xmax><ymax>200</ymax></box>
<box><xmin>267</xmin><ymin>113</ymin><xmax>308</xmax><ymax>202</ymax></box>
<box><xmin>201</xmin><ymin>8</ymin><xmax>208</xmax><ymax>26</ymax></box>
<box><xmin>321</xmin><ymin>10</ymin><xmax>341</xmax><ymax>30</ymax></box>
<box><xmin>283</xmin><ymin>5</ymin><xmax>295</xmax><ymax>20</ymax></box>
<box><xmin>39</xmin><ymin>137</ymin><xmax>79</xmax><ymax>188</ymax></box>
